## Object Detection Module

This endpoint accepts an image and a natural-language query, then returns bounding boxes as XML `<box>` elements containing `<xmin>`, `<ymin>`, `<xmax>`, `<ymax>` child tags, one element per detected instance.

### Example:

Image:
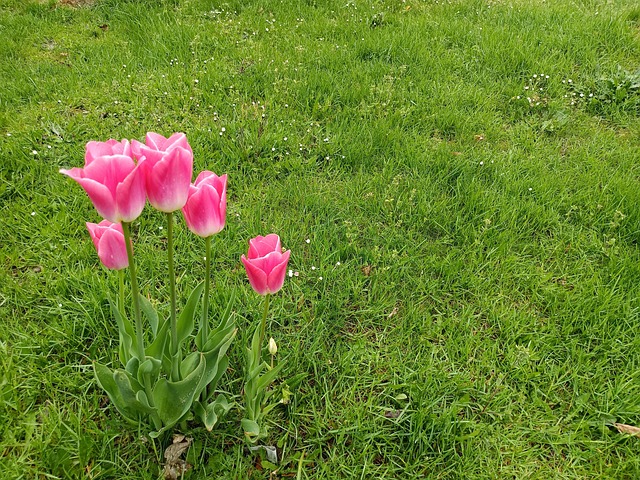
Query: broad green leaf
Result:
<box><xmin>241</xmin><ymin>418</ymin><xmax>261</xmax><ymax>439</ymax></box>
<box><xmin>137</xmin><ymin>356</ymin><xmax>162</xmax><ymax>385</ymax></box>
<box><xmin>152</xmin><ymin>354</ymin><xmax>206</xmax><ymax>428</ymax></box>
<box><xmin>180</xmin><ymin>351</ymin><xmax>200</xmax><ymax>379</ymax></box>
<box><xmin>196</xmin><ymin>394</ymin><xmax>231</xmax><ymax>431</ymax></box>
<box><xmin>196</xmin><ymin>291</ymin><xmax>235</xmax><ymax>350</ymax></box>
<box><xmin>135</xmin><ymin>390</ymin><xmax>156</xmax><ymax>414</ymax></box>
<box><xmin>110</xmin><ymin>301</ymin><xmax>136</xmax><ymax>365</ymax></box>
<box><xmin>125</xmin><ymin>357</ymin><xmax>139</xmax><ymax>378</ymax></box>
<box><xmin>256</xmin><ymin>362</ymin><xmax>285</xmax><ymax>392</ymax></box>
<box><xmin>138</xmin><ymin>295</ymin><xmax>159</xmax><ymax>337</ymax></box>
<box><xmin>177</xmin><ymin>282</ymin><xmax>204</xmax><ymax>346</ymax></box>
<box><xmin>94</xmin><ymin>363</ymin><xmax>143</xmax><ymax>423</ymax></box>
<box><xmin>145</xmin><ymin>318</ymin><xmax>169</xmax><ymax>362</ymax></box>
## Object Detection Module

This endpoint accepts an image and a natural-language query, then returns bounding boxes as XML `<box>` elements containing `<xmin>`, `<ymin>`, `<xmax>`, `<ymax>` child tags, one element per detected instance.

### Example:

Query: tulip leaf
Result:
<box><xmin>125</xmin><ymin>357</ymin><xmax>139</xmax><ymax>378</ymax></box>
<box><xmin>145</xmin><ymin>318</ymin><xmax>169</xmax><ymax>363</ymax></box>
<box><xmin>94</xmin><ymin>363</ymin><xmax>143</xmax><ymax>423</ymax></box>
<box><xmin>200</xmin><ymin>328</ymin><xmax>236</xmax><ymax>397</ymax></box>
<box><xmin>135</xmin><ymin>390</ymin><xmax>156</xmax><ymax>414</ymax></box>
<box><xmin>197</xmin><ymin>291</ymin><xmax>235</xmax><ymax>350</ymax></box>
<box><xmin>137</xmin><ymin>356</ymin><xmax>162</xmax><ymax>385</ymax></box>
<box><xmin>177</xmin><ymin>282</ymin><xmax>204</xmax><ymax>346</ymax></box>
<box><xmin>110</xmin><ymin>301</ymin><xmax>136</xmax><ymax>365</ymax></box>
<box><xmin>256</xmin><ymin>362</ymin><xmax>285</xmax><ymax>392</ymax></box>
<box><xmin>196</xmin><ymin>394</ymin><xmax>231</xmax><ymax>431</ymax></box>
<box><xmin>180</xmin><ymin>351</ymin><xmax>200</xmax><ymax>379</ymax></box>
<box><xmin>152</xmin><ymin>353</ymin><xmax>206</xmax><ymax>427</ymax></box>
<box><xmin>138</xmin><ymin>294</ymin><xmax>159</xmax><ymax>337</ymax></box>
<box><xmin>241</xmin><ymin>418</ymin><xmax>261</xmax><ymax>441</ymax></box>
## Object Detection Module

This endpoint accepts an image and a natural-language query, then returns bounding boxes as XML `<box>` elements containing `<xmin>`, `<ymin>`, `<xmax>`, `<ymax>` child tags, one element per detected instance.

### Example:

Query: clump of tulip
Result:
<box><xmin>61</xmin><ymin>133</ymin><xmax>291</xmax><ymax>440</ymax></box>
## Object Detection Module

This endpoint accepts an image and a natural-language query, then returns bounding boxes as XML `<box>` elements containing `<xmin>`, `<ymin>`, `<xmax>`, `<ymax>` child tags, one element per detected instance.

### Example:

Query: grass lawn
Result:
<box><xmin>2</xmin><ymin>0</ymin><xmax>640</xmax><ymax>477</ymax></box>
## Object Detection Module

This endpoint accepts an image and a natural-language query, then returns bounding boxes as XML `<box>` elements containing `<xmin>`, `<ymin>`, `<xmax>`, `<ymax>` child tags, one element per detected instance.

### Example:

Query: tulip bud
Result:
<box><xmin>268</xmin><ymin>337</ymin><xmax>278</xmax><ymax>356</ymax></box>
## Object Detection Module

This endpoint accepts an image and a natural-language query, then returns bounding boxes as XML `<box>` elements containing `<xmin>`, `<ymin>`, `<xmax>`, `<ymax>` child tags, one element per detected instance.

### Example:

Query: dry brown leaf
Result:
<box><xmin>162</xmin><ymin>435</ymin><xmax>193</xmax><ymax>480</ymax></box>
<box><xmin>613</xmin><ymin>423</ymin><xmax>640</xmax><ymax>438</ymax></box>
<box><xmin>361</xmin><ymin>265</ymin><xmax>372</xmax><ymax>276</ymax></box>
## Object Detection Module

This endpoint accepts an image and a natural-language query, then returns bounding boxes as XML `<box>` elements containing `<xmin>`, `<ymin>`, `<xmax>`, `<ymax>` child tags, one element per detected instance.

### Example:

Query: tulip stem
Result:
<box><xmin>166</xmin><ymin>212</ymin><xmax>179</xmax><ymax>382</ymax></box>
<box><xmin>118</xmin><ymin>269</ymin><xmax>126</xmax><ymax>319</ymax></box>
<box><xmin>202</xmin><ymin>235</ymin><xmax>211</xmax><ymax>347</ymax></box>
<box><xmin>122</xmin><ymin>222</ymin><xmax>145</xmax><ymax>361</ymax></box>
<box><xmin>259</xmin><ymin>294</ymin><xmax>270</xmax><ymax>351</ymax></box>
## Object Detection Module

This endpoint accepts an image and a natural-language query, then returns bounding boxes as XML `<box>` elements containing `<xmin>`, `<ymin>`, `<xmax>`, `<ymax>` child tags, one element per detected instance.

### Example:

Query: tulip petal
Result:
<box><xmin>266</xmin><ymin>250</ymin><xmax>290</xmax><ymax>294</ymax></box>
<box><xmin>144</xmin><ymin>147</ymin><xmax>193</xmax><ymax>212</ymax></box>
<box><xmin>248</xmin><ymin>234</ymin><xmax>282</xmax><ymax>259</ymax></box>
<box><xmin>98</xmin><ymin>227</ymin><xmax>129</xmax><ymax>270</ymax></box>
<box><xmin>75</xmin><ymin>177</ymin><xmax>117</xmax><ymax>222</ymax></box>
<box><xmin>115</xmin><ymin>163</ymin><xmax>146</xmax><ymax>222</ymax></box>
<box><xmin>241</xmin><ymin>255</ymin><xmax>269</xmax><ymax>295</ymax></box>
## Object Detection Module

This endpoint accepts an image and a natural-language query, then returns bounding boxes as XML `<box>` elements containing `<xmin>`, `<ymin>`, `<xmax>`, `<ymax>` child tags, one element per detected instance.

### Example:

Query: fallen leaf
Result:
<box><xmin>451</xmin><ymin>151</ymin><xmax>462</xmax><ymax>156</ymax></box>
<box><xmin>163</xmin><ymin>435</ymin><xmax>192</xmax><ymax>480</ymax></box>
<box><xmin>474</xmin><ymin>134</ymin><xmax>485</xmax><ymax>142</ymax></box>
<box><xmin>361</xmin><ymin>265</ymin><xmax>372</xmax><ymax>276</ymax></box>
<box><xmin>613</xmin><ymin>423</ymin><xmax>640</xmax><ymax>438</ymax></box>
<box><xmin>99</xmin><ymin>24</ymin><xmax>109</xmax><ymax>31</ymax></box>
<box><xmin>387</xmin><ymin>307</ymin><xmax>399</xmax><ymax>319</ymax></box>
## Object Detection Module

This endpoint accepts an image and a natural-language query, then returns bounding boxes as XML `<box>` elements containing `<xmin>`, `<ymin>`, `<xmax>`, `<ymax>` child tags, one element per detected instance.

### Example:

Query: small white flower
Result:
<box><xmin>284</xmin><ymin>137</ymin><xmax>288</xmax><ymax>141</ymax></box>
<box><xmin>528</xmin><ymin>188</ymin><xmax>533</xmax><ymax>191</ymax></box>
<box><xmin>305</xmin><ymin>239</ymin><xmax>310</xmax><ymax>244</ymax></box>
<box><xmin>336</xmin><ymin>262</ymin><xmax>341</xmax><ymax>266</ymax></box>
<box><xmin>479</xmin><ymin>161</ymin><xmax>484</xmax><ymax>166</ymax></box>
<box><xmin>318</xmin><ymin>277</ymin><xmax>323</xmax><ymax>281</ymax></box>
<box><xmin>221</xmin><ymin>127</ymin><xmax>226</xmax><ymax>132</ymax></box>
<box><xmin>32</xmin><ymin>150</ymin><xmax>38</xmax><ymax>155</ymax></box>
<box><xmin>288</xmin><ymin>269</ymin><xmax>293</xmax><ymax>277</ymax></box>
<box><xmin>311</xmin><ymin>266</ymin><xmax>316</xmax><ymax>270</ymax></box>
<box><xmin>31</xmin><ymin>211</ymin><xmax>36</xmax><ymax>216</ymax></box>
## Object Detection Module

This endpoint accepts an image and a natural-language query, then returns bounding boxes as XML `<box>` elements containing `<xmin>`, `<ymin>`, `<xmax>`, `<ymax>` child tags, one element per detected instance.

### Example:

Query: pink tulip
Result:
<box><xmin>132</xmin><ymin>132</ymin><xmax>193</xmax><ymax>212</ymax></box>
<box><xmin>182</xmin><ymin>171</ymin><xmax>227</xmax><ymax>237</ymax></box>
<box><xmin>85</xmin><ymin>139</ymin><xmax>132</xmax><ymax>165</ymax></box>
<box><xmin>60</xmin><ymin>140</ymin><xmax>146</xmax><ymax>223</ymax></box>
<box><xmin>131</xmin><ymin>132</ymin><xmax>193</xmax><ymax>158</ymax></box>
<box><xmin>86</xmin><ymin>220</ymin><xmax>129</xmax><ymax>270</ymax></box>
<box><xmin>241</xmin><ymin>234</ymin><xmax>291</xmax><ymax>295</ymax></box>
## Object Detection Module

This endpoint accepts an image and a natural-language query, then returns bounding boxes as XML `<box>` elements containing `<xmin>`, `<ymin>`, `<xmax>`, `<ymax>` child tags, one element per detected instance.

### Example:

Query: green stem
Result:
<box><xmin>122</xmin><ymin>222</ymin><xmax>145</xmax><ymax>361</ymax></box>
<box><xmin>258</xmin><ymin>294</ymin><xmax>270</xmax><ymax>350</ymax></box>
<box><xmin>118</xmin><ymin>269</ymin><xmax>125</xmax><ymax>319</ymax></box>
<box><xmin>122</xmin><ymin>222</ymin><xmax>161</xmax><ymax>430</ymax></box>
<box><xmin>202</xmin><ymin>236</ymin><xmax>211</xmax><ymax>347</ymax></box>
<box><xmin>166</xmin><ymin>212</ymin><xmax>179</xmax><ymax>382</ymax></box>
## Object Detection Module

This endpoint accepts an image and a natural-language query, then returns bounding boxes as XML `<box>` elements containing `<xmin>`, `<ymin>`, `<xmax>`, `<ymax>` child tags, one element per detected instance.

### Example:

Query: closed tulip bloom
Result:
<box><xmin>132</xmin><ymin>132</ymin><xmax>193</xmax><ymax>212</ymax></box>
<box><xmin>85</xmin><ymin>138</ymin><xmax>132</xmax><ymax>165</ymax></box>
<box><xmin>131</xmin><ymin>132</ymin><xmax>193</xmax><ymax>158</ymax></box>
<box><xmin>60</xmin><ymin>140</ymin><xmax>146</xmax><ymax>223</ymax></box>
<box><xmin>182</xmin><ymin>171</ymin><xmax>227</xmax><ymax>237</ymax></box>
<box><xmin>241</xmin><ymin>234</ymin><xmax>291</xmax><ymax>295</ymax></box>
<box><xmin>86</xmin><ymin>220</ymin><xmax>129</xmax><ymax>270</ymax></box>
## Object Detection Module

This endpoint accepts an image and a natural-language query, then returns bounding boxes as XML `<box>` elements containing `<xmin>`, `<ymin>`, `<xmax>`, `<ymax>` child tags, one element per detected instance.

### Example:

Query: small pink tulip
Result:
<box><xmin>132</xmin><ymin>132</ymin><xmax>193</xmax><ymax>212</ymax></box>
<box><xmin>86</xmin><ymin>220</ymin><xmax>129</xmax><ymax>270</ymax></box>
<box><xmin>60</xmin><ymin>140</ymin><xmax>146</xmax><ymax>223</ymax></box>
<box><xmin>241</xmin><ymin>234</ymin><xmax>291</xmax><ymax>295</ymax></box>
<box><xmin>182</xmin><ymin>171</ymin><xmax>227</xmax><ymax>237</ymax></box>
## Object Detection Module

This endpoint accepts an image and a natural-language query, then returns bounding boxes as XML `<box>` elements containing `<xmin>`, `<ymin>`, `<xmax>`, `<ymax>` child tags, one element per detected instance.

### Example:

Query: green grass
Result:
<box><xmin>2</xmin><ymin>0</ymin><xmax>640</xmax><ymax>477</ymax></box>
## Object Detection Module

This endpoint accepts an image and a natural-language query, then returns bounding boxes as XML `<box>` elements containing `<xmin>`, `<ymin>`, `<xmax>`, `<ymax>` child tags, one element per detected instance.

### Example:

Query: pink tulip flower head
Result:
<box><xmin>60</xmin><ymin>139</ymin><xmax>146</xmax><ymax>223</ymax></box>
<box><xmin>86</xmin><ymin>220</ymin><xmax>129</xmax><ymax>270</ymax></box>
<box><xmin>182</xmin><ymin>171</ymin><xmax>227</xmax><ymax>238</ymax></box>
<box><xmin>132</xmin><ymin>132</ymin><xmax>193</xmax><ymax>213</ymax></box>
<box><xmin>241</xmin><ymin>234</ymin><xmax>291</xmax><ymax>295</ymax></box>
